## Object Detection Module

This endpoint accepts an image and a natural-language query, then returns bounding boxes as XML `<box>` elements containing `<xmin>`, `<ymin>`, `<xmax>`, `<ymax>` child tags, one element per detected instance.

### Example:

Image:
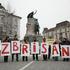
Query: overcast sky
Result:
<box><xmin>0</xmin><ymin>0</ymin><xmax>70</xmax><ymax>40</ymax></box>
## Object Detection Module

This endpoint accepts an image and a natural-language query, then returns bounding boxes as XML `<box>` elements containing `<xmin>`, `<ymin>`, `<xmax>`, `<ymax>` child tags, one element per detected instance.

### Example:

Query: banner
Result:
<box><xmin>31</xmin><ymin>42</ymin><xmax>39</xmax><ymax>54</ymax></box>
<box><xmin>21</xmin><ymin>44</ymin><xmax>30</xmax><ymax>56</ymax></box>
<box><xmin>41</xmin><ymin>42</ymin><xmax>48</xmax><ymax>55</ymax></box>
<box><xmin>51</xmin><ymin>44</ymin><xmax>60</xmax><ymax>57</ymax></box>
<box><xmin>61</xmin><ymin>45</ymin><xmax>70</xmax><ymax>58</ymax></box>
<box><xmin>11</xmin><ymin>41</ymin><xmax>20</xmax><ymax>54</ymax></box>
<box><xmin>1</xmin><ymin>42</ymin><xmax>10</xmax><ymax>56</ymax></box>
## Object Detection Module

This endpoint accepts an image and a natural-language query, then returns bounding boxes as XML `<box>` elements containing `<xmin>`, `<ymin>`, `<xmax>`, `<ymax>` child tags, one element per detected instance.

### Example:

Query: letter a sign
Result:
<box><xmin>51</xmin><ymin>44</ymin><xmax>60</xmax><ymax>57</ymax></box>
<box><xmin>11</xmin><ymin>41</ymin><xmax>20</xmax><ymax>54</ymax></box>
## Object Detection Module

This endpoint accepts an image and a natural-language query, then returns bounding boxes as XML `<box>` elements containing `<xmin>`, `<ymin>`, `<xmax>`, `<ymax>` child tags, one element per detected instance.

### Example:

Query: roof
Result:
<box><xmin>43</xmin><ymin>20</ymin><xmax>70</xmax><ymax>33</ymax></box>
<box><xmin>56</xmin><ymin>20</ymin><xmax>70</xmax><ymax>27</ymax></box>
<box><xmin>0</xmin><ymin>3</ymin><xmax>21</xmax><ymax>19</ymax></box>
<box><xmin>47</xmin><ymin>27</ymin><xmax>55</xmax><ymax>32</ymax></box>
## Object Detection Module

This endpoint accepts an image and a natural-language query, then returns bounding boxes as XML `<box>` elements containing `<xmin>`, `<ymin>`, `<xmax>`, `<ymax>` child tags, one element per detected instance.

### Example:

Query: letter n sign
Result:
<box><xmin>61</xmin><ymin>45</ymin><xmax>70</xmax><ymax>58</ymax></box>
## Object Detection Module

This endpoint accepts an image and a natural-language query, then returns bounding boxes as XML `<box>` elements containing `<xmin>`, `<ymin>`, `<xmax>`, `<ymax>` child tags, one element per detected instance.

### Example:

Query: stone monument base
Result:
<box><xmin>24</xmin><ymin>35</ymin><xmax>42</xmax><ymax>46</ymax></box>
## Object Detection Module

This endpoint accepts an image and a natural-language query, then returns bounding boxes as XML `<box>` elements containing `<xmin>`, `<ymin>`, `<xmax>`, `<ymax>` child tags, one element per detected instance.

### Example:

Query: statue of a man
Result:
<box><xmin>27</xmin><ymin>10</ymin><xmax>37</xmax><ymax>18</ymax></box>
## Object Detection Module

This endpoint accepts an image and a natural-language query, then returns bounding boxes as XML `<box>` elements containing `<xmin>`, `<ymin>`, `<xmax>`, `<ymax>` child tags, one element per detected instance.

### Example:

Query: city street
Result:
<box><xmin>0</xmin><ymin>56</ymin><xmax>70</xmax><ymax>70</ymax></box>
<box><xmin>0</xmin><ymin>61</ymin><xmax>70</xmax><ymax>70</ymax></box>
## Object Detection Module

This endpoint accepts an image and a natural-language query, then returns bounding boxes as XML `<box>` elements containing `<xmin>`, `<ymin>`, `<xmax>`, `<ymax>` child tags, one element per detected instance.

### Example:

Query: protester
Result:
<box><xmin>48</xmin><ymin>45</ymin><xmax>51</xmax><ymax>60</ymax></box>
<box><xmin>52</xmin><ymin>40</ymin><xmax>59</xmax><ymax>61</ymax></box>
<box><xmin>22</xmin><ymin>39</ymin><xmax>28</xmax><ymax>61</ymax></box>
<box><xmin>12</xmin><ymin>35</ymin><xmax>19</xmax><ymax>62</ymax></box>
<box><xmin>42</xmin><ymin>37</ymin><xmax>47</xmax><ymax>61</ymax></box>
<box><xmin>32</xmin><ymin>38</ymin><xmax>39</xmax><ymax>61</ymax></box>
<box><xmin>3</xmin><ymin>36</ymin><xmax>10</xmax><ymax>62</ymax></box>
<box><xmin>60</xmin><ymin>38</ymin><xmax>70</xmax><ymax>61</ymax></box>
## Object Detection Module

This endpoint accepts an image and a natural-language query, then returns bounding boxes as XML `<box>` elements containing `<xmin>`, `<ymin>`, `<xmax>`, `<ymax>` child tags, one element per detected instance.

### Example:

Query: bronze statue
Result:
<box><xmin>27</xmin><ymin>10</ymin><xmax>37</xmax><ymax>18</ymax></box>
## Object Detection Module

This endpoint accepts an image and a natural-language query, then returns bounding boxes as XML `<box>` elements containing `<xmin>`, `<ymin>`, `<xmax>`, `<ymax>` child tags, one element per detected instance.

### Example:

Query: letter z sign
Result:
<box><xmin>1</xmin><ymin>42</ymin><xmax>10</xmax><ymax>56</ymax></box>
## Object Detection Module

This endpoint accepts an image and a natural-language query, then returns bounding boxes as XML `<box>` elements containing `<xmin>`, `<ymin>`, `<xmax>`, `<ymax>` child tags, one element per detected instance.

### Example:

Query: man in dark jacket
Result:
<box><xmin>60</xmin><ymin>38</ymin><xmax>70</xmax><ymax>61</ymax></box>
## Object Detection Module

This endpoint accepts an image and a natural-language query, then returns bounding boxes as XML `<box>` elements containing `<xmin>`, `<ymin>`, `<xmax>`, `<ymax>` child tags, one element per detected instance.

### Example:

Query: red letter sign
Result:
<box><xmin>61</xmin><ymin>45</ymin><xmax>70</xmax><ymax>58</ymax></box>
<box><xmin>1</xmin><ymin>42</ymin><xmax>10</xmax><ymax>56</ymax></box>
<box><xmin>31</xmin><ymin>42</ymin><xmax>39</xmax><ymax>54</ymax></box>
<box><xmin>51</xmin><ymin>44</ymin><xmax>60</xmax><ymax>57</ymax></box>
<box><xmin>11</xmin><ymin>41</ymin><xmax>20</xmax><ymax>54</ymax></box>
<box><xmin>41</xmin><ymin>42</ymin><xmax>48</xmax><ymax>54</ymax></box>
<box><xmin>21</xmin><ymin>44</ymin><xmax>30</xmax><ymax>56</ymax></box>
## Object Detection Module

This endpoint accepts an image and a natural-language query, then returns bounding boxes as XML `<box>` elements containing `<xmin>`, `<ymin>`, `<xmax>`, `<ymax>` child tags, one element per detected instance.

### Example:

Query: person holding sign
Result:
<box><xmin>42</xmin><ymin>37</ymin><xmax>47</xmax><ymax>61</ymax></box>
<box><xmin>60</xmin><ymin>38</ymin><xmax>70</xmax><ymax>61</ymax></box>
<box><xmin>22</xmin><ymin>39</ymin><xmax>29</xmax><ymax>61</ymax></box>
<box><xmin>2</xmin><ymin>36</ymin><xmax>10</xmax><ymax>62</ymax></box>
<box><xmin>31</xmin><ymin>38</ymin><xmax>39</xmax><ymax>61</ymax></box>
<box><xmin>52</xmin><ymin>40</ymin><xmax>60</xmax><ymax>61</ymax></box>
<box><xmin>12</xmin><ymin>35</ymin><xmax>19</xmax><ymax>62</ymax></box>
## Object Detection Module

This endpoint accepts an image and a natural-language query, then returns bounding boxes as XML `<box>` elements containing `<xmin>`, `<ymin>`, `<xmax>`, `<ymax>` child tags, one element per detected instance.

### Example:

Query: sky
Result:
<box><xmin>0</xmin><ymin>0</ymin><xmax>70</xmax><ymax>40</ymax></box>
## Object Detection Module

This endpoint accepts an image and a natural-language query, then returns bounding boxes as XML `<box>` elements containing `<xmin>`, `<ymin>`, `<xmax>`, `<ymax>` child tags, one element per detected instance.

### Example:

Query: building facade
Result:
<box><xmin>0</xmin><ymin>3</ymin><xmax>21</xmax><ymax>40</ymax></box>
<box><xmin>43</xmin><ymin>21</ymin><xmax>70</xmax><ymax>41</ymax></box>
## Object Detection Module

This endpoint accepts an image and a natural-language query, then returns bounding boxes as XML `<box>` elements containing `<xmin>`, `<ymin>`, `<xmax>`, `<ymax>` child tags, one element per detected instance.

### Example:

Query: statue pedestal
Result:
<box><xmin>24</xmin><ymin>34</ymin><xmax>42</xmax><ymax>46</ymax></box>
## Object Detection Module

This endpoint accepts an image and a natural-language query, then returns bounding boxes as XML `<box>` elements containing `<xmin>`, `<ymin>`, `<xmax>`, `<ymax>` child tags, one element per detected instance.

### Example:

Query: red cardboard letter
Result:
<box><xmin>22</xmin><ymin>45</ymin><xmax>28</xmax><ymax>54</ymax></box>
<box><xmin>42</xmin><ymin>43</ymin><xmax>47</xmax><ymax>53</ymax></box>
<box><xmin>33</xmin><ymin>42</ymin><xmax>36</xmax><ymax>52</ymax></box>
<box><xmin>11</xmin><ymin>41</ymin><xmax>20</xmax><ymax>54</ymax></box>
<box><xmin>13</xmin><ymin>42</ymin><xmax>18</xmax><ymax>51</ymax></box>
<box><xmin>52</xmin><ymin>45</ymin><xmax>58</xmax><ymax>55</ymax></box>
<box><xmin>1</xmin><ymin>42</ymin><xmax>10</xmax><ymax>56</ymax></box>
<box><xmin>62</xmin><ymin>47</ymin><xmax>69</xmax><ymax>56</ymax></box>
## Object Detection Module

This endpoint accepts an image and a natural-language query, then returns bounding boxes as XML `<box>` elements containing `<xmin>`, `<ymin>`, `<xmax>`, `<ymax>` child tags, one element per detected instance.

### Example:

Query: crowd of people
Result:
<box><xmin>1</xmin><ymin>35</ymin><xmax>70</xmax><ymax>62</ymax></box>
